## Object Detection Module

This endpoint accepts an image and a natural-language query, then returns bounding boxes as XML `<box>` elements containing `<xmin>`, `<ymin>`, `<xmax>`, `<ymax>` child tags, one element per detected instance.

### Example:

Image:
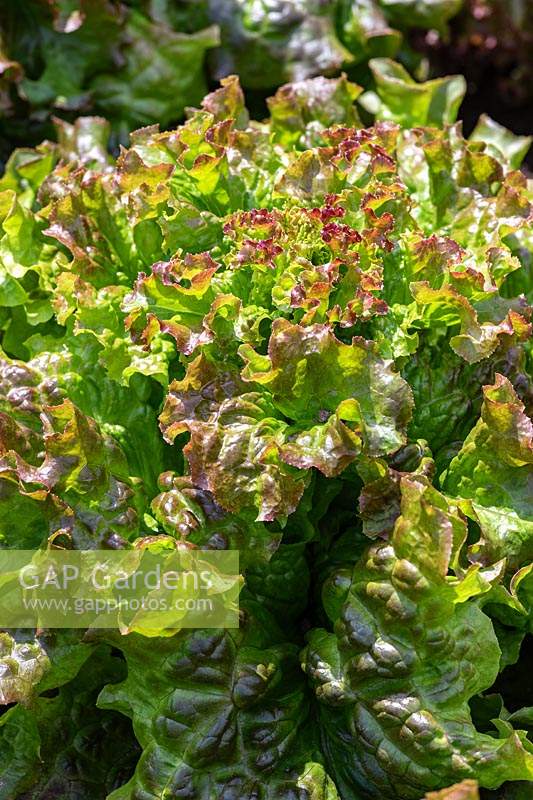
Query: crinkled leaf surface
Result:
<box><xmin>302</xmin><ymin>477</ymin><xmax>533</xmax><ymax>798</ymax></box>
<box><xmin>443</xmin><ymin>375</ymin><xmax>533</xmax><ymax>571</ymax></box>
<box><xmin>99</xmin><ymin>605</ymin><xmax>337</xmax><ymax>800</ymax></box>
<box><xmin>0</xmin><ymin>648</ymin><xmax>139</xmax><ymax>800</ymax></box>
<box><xmin>0</xmin><ymin>71</ymin><xmax>531</xmax><ymax>800</ymax></box>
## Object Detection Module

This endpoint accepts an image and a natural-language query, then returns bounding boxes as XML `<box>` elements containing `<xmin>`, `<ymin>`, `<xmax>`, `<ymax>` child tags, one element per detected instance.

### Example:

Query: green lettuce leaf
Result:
<box><xmin>362</xmin><ymin>58</ymin><xmax>466</xmax><ymax>128</ymax></box>
<box><xmin>0</xmin><ymin>647</ymin><xmax>139</xmax><ymax>799</ymax></box>
<box><xmin>470</xmin><ymin>115</ymin><xmax>532</xmax><ymax>171</ymax></box>
<box><xmin>91</xmin><ymin>11</ymin><xmax>219</xmax><ymax>129</ymax></box>
<box><xmin>379</xmin><ymin>0</ymin><xmax>462</xmax><ymax>30</ymax></box>
<box><xmin>337</xmin><ymin>0</ymin><xmax>401</xmax><ymax>66</ymax></box>
<box><xmin>442</xmin><ymin>374</ymin><xmax>533</xmax><ymax>572</ymax></box>
<box><xmin>207</xmin><ymin>0</ymin><xmax>353</xmax><ymax>89</ymax></box>
<box><xmin>302</xmin><ymin>476</ymin><xmax>533</xmax><ymax>798</ymax></box>
<box><xmin>98</xmin><ymin>605</ymin><xmax>338</xmax><ymax>800</ymax></box>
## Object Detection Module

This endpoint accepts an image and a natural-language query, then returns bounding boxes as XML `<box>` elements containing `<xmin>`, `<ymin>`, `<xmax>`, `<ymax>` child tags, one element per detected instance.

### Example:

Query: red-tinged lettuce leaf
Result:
<box><xmin>52</xmin><ymin>115</ymin><xmax>112</xmax><ymax>169</ymax></box>
<box><xmin>357</xmin><ymin>440</ymin><xmax>435</xmax><ymax>539</ymax></box>
<box><xmin>150</xmin><ymin>472</ymin><xmax>281</xmax><ymax>568</ymax></box>
<box><xmin>0</xmin><ymin>120</ymin><xmax>114</xmax><ymax>338</ymax></box>
<box><xmin>42</xmin><ymin>174</ymin><xmax>138</xmax><ymax>286</ymax></box>
<box><xmin>442</xmin><ymin>374</ymin><xmax>533</xmax><ymax>572</ymax></box>
<box><xmin>379</xmin><ymin>228</ymin><xmax>532</xmax><ymax>365</ymax></box>
<box><xmin>275</xmin><ymin>121</ymin><xmax>401</xmax><ymax>203</ymax></box>
<box><xmin>410</xmin><ymin>281</ymin><xmax>531</xmax><ymax>364</ymax></box>
<box><xmin>0</xmin><ymin>337</ymin><xmax>170</xmax><ymax>498</ymax></box>
<box><xmin>160</xmin><ymin>320</ymin><xmax>412</xmax><ymax>521</ymax></box>
<box><xmin>40</xmin><ymin>139</ymin><xmax>183</xmax><ymax>287</ymax></box>
<box><xmin>302</xmin><ymin>476</ymin><xmax>533</xmax><ymax>799</ymax></box>
<box><xmin>396</xmin><ymin>126</ymin><xmax>532</xmax><ymax>250</ymax></box>
<box><xmin>151</xmin><ymin>470</ymin><xmax>321</xmax><ymax>625</ymax></box>
<box><xmin>383</xmin><ymin>233</ymin><xmax>519</xmax><ymax>306</ymax></box>
<box><xmin>0</xmin><ymin>69</ymin><xmax>532</xmax><ymax>800</ymax></box>
<box><xmin>9</xmin><ymin>82</ymin><xmax>283</xmax><ymax>384</ymax></box>
<box><xmin>222</xmin><ymin>201</ymin><xmax>391</xmax><ymax>327</ymax></box>
<box><xmin>0</xmin><ymin>627</ymin><xmax>96</xmax><ymax>711</ymax></box>
<box><xmin>125</xmin><ymin>86</ymin><xmax>282</xmax><ymax>215</ymax></box>
<box><xmin>53</xmin><ymin>271</ymin><xmax>175</xmax><ymax>389</ymax></box>
<box><xmin>425</xmin><ymin>780</ymin><xmax>479</xmax><ymax>799</ymax></box>
<box><xmin>159</xmin><ymin>353</ymin><xmax>307</xmax><ymax>522</ymax></box>
<box><xmin>270</xmin><ymin>113</ymin><xmax>532</xmax><ymax>342</ymax></box>
<box><xmin>0</xmin><ymin>647</ymin><xmax>139</xmax><ymax>800</ymax></box>
<box><xmin>122</xmin><ymin>252</ymin><xmax>219</xmax><ymax>356</ymax></box>
<box><xmin>197</xmin><ymin>74</ymin><xmax>250</xmax><ymax>129</ymax></box>
<box><xmin>0</xmin><ymin>632</ymin><xmax>49</xmax><ymax>706</ymax></box>
<box><xmin>2</xmin><ymin>126</ymin><xmax>171</xmax><ymax>400</ymax></box>
<box><xmin>267</xmin><ymin>74</ymin><xmax>362</xmax><ymax>149</ymax></box>
<box><xmin>113</xmin><ymin>147</ymin><xmax>174</xmax><ymax>227</ymax></box>
<box><xmin>98</xmin><ymin>604</ymin><xmax>339</xmax><ymax>800</ymax></box>
<box><xmin>0</xmin><ymin>350</ymin><xmax>66</xmax><ymax>429</ymax></box>
<box><xmin>127</xmin><ymin>199</ymin><xmax>393</xmax><ymax>366</ymax></box>
<box><xmin>240</xmin><ymin>319</ymin><xmax>413</xmax><ymax>457</ymax></box>
<box><xmin>0</xmin><ymin>397</ymin><xmax>143</xmax><ymax>548</ymax></box>
<box><xmin>0</xmin><ymin>115</ymin><xmax>112</xmax><ymax>205</ymax></box>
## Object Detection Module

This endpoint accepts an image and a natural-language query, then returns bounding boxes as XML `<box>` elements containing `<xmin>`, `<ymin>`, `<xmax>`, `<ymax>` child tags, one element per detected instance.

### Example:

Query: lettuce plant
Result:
<box><xmin>0</xmin><ymin>64</ymin><xmax>532</xmax><ymax>799</ymax></box>
<box><xmin>0</xmin><ymin>0</ymin><xmax>465</xmax><ymax>155</ymax></box>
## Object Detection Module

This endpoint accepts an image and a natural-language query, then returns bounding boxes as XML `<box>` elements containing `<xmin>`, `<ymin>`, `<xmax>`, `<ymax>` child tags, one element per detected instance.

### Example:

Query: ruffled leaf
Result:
<box><xmin>0</xmin><ymin>648</ymin><xmax>139</xmax><ymax>799</ymax></box>
<box><xmin>161</xmin><ymin>321</ymin><xmax>412</xmax><ymax>521</ymax></box>
<box><xmin>240</xmin><ymin>319</ymin><xmax>413</xmax><ymax>457</ymax></box>
<box><xmin>443</xmin><ymin>374</ymin><xmax>533</xmax><ymax>571</ymax></box>
<box><xmin>0</xmin><ymin>393</ymin><xmax>143</xmax><ymax>548</ymax></box>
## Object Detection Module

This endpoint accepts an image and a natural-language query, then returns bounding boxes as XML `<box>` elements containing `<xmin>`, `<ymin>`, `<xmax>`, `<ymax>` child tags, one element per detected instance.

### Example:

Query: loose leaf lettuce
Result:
<box><xmin>0</xmin><ymin>71</ymin><xmax>531</xmax><ymax>800</ymax></box>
